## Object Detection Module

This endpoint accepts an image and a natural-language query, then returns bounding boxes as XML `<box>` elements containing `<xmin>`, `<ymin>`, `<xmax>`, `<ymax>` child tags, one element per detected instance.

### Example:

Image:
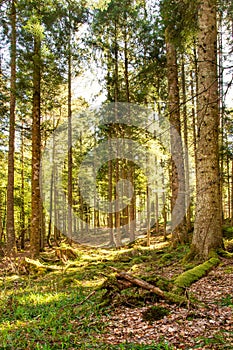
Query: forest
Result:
<box><xmin>0</xmin><ymin>0</ymin><xmax>233</xmax><ymax>348</ymax></box>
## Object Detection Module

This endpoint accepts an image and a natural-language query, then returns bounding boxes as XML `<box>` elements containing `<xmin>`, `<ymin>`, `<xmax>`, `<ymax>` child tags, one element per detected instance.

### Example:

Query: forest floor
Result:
<box><xmin>0</xmin><ymin>233</ymin><xmax>232</xmax><ymax>350</ymax></box>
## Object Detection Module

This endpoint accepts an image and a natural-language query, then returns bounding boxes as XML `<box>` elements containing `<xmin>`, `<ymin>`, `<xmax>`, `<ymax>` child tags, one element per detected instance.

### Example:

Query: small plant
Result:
<box><xmin>220</xmin><ymin>294</ymin><xmax>233</xmax><ymax>307</ymax></box>
<box><xmin>194</xmin><ymin>333</ymin><xmax>226</xmax><ymax>347</ymax></box>
<box><xmin>142</xmin><ymin>305</ymin><xmax>170</xmax><ymax>323</ymax></box>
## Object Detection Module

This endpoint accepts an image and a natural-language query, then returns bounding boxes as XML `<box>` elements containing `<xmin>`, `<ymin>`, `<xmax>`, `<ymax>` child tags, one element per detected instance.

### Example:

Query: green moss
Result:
<box><xmin>222</xmin><ymin>226</ymin><xmax>233</xmax><ymax>239</ymax></box>
<box><xmin>142</xmin><ymin>305</ymin><xmax>170</xmax><ymax>323</ymax></box>
<box><xmin>183</xmin><ymin>263</ymin><xmax>196</xmax><ymax>271</ymax></box>
<box><xmin>141</xmin><ymin>276</ymin><xmax>172</xmax><ymax>292</ymax></box>
<box><xmin>173</xmin><ymin>257</ymin><xmax>220</xmax><ymax>290</ymax></box>
<box><xmin>164</xmin><ymin>291</ymin><xmax>187</xmax><ymax>305</ymax></box>
<box><xmin>159</xmin><ymin>253</ymin><xmax>173</xmax><ymax>264</ymax></box>
<box><xmin>217</xmin><ymin>249</ymin><xmax>233</xmax><ymax>259</ymax></box>
<box><xmin>224</xmin><ymin>239</ymin><xmax>233</xmax><ymax>253</ymax></box>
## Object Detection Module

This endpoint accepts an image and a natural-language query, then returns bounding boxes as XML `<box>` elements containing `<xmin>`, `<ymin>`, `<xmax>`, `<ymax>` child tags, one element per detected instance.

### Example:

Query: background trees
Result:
<box><xmin>0</xmin><ymin>0</ymin><xmax>232</xmax><ymax>260</ymax></box>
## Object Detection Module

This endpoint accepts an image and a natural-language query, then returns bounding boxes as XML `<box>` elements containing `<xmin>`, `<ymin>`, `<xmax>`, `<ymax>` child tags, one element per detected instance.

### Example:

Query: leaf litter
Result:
<box><xmin>98</xmin><ymin>258</ymin><xmax>233</xmax><ymax>349</ymax></box>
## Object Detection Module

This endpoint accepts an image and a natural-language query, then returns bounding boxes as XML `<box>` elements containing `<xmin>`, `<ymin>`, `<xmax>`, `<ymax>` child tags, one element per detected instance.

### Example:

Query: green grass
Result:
<box><xmin>219</xmin><ymin>294</ymin><xmax>233</xmax><ymax>307</ymax></box>
<box><xmin>194</xmin><ymin>331</ymin><xmax>233</xmax><ymax>349</ymax></box>
<box><xmin>108</xmin><ymin>343</ymin><xmax>172</xmax><ymax>349</ymax></box>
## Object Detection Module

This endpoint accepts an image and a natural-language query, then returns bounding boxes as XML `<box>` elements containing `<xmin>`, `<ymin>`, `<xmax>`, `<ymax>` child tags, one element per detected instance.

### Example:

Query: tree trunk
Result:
<box><xmin>165</xmin><ymin>28</ymin><xmax>187</xmax><ymax>246</ymax></box>
<box><xmin>6</xmin><ymin>0</ymin><xmax>17</xmax><ymax>254</ymax></box>
<box><xmin>231</xmin><ymin>158</ymin><xmax>233</xmax><ymax>226</ymax></box>
<box><xmin>30</xmin><ymin>34</ymin><xmax>41</xmax><ymax>258</ymax></box>
<box><xmin>181</xmin><ymin>55</ymin><xmax>192</xmax><ymax>232</ymax></box>
<box><xmin>108</xmin><ymin>138</ymin><xmax>114</xmax><ymax>245</ymax></box>
<box><xmin>20</xmin><ymin>123</ymin><xmax>25</xmax><ymax>250</ymax></box>
<box><xmin>67</xmin><ymin>33</ymin><xmax>73</xmax><ymax>243</ymax></box>
<box><xmin>191</xmin><ymin>0</ymin><xmax>223</xmax><ymax>260</ymax></box>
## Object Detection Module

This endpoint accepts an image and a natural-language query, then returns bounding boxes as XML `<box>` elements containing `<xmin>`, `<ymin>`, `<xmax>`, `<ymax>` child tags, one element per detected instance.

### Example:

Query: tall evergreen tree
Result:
<box><xmin>30</xmin><ymin>21</ymin><xmax>42</xmax><ymax>257</ymax></box>
<box><xmin>6</xmin><ymin>0</ymin><xmax>17</xmax><ymax>254</ymax></box>
<box><xmin>191</xmin><ymin>0</ymin><xmax>223</xmax><ymax>260</ymax></box>
<box><xmin>165</xmin><ymin>26</ymin><xmax>187</xmax><ymax>246</ymax></box>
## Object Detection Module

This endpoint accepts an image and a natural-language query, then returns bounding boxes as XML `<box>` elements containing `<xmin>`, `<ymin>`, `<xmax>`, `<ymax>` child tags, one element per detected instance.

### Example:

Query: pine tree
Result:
<box><xmin>190</xmin><ymin>0</ymin><xmax>223</xmax><ymax>260</ymax></box>
<box><xmin>6</xmin><ymin>0</ymin><xmax>17</xmax><ymax>254</ymax></box>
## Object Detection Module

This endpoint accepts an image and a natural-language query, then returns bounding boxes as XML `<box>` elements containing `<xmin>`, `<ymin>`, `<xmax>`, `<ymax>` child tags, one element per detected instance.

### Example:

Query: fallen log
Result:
<box><xmin>24</xmin><ymin>257</ymin><xmax>63</xmax><ymax>273</ymax></box>
<box><xmin>109</xmin><ymin>266</ymin><xmax>187</xmax><ymax>305</ymax></box>
<box><xmin>173</xmin><ymin>257</ymin><xmax>220</xmax><ymax>293</ymax></box>
<box><xmin>109</xmin><ymin>266</ymin><xmax>165</xmax><ymax>298</ymax></box>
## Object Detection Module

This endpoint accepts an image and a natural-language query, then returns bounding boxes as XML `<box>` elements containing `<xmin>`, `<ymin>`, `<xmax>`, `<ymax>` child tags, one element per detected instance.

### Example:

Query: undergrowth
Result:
<box><xmin>0</xmin><ymin>236</ymin><xmax>229</xmax><ymax>349</ymax></box>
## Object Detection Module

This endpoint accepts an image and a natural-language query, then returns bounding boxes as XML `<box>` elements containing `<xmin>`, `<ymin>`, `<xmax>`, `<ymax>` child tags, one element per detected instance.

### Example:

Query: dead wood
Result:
<box><xmin>55</xmin><ymin>247</ymin><xmax>77</xmax><ymax>263</ymax></box>
<box><xmin>76</xmin><ymin>291</ymin><xmax>96</xmax><ymax>306</ymax></box>
<box><xmin>24</xmin><ymin>257</ymin><xmax>63</xmax><ymax>272</ymax></box>
<box><xmin>109</xmin><ymin>266</ymin><xmax>165</xmax><ymax>298</ymax></box>
<box><xmin>109</xmin><ymin>266</ymin><xmax>187</xmax><ymax>305</ymax></box>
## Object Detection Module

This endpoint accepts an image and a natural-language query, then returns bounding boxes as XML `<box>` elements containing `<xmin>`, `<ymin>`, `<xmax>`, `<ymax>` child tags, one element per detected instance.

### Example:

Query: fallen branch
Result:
<box><xmin>76</xmin><ymin>290</ymin><xmax>96</xmax><ymax>306</ymax></box>
<box><xmin>109</xmin><ymin>266</ymin><xmax>165</xmax><ymax>298</ymax></box>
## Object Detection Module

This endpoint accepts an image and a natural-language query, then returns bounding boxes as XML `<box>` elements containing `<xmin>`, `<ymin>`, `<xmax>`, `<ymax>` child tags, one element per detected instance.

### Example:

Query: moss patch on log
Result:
<box><xmin>173</xmin><ymin>257</ymin><xmax>220</xmax><ymax>292</ymax></box>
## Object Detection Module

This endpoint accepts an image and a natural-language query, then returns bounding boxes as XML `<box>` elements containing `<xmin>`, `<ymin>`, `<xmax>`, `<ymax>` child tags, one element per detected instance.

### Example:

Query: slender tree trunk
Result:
<box><xmin>123</xmin><ymin>24</ymin><xmax>135</xmax><ymax>242</ymax></box>
<box><xmin>165</xmin><ymin>28</ymin><xmax>187</xmax><ymax>246</ymax></box>
<box><xmin>155</xmin><ymin>157</ymin><xmax>159</xmax><ymax>234</ymax></box>
<box><xmin>231</xmin><ymin>159</ymin><xmax>233</xmax><ymax>226</ymax></box>
<box><xmin>54</xmin><ymin>164</ymin><xmax>61</xmax><ymax>245</ymax></box>
<box><xmin>113</xmin><ymin>20</ymin><xmax>121</xmax><ymax>247</ymax></box>
<box><xmin>227</xmin><ymin>154</ymin><xmax>231</xmax><ymax>219</ymax></box>
<box><xmin>146</xmin><ymin>184</ymin><xmax>151</xmax><ymax>246</ymax></box>
<box><xmin>40</xmin><ymin>197</ymin><xmax>45</xmax><ymax>250</ymax></box>
<box><xmin>67</xmin><ymin>37</ymin><xmax>73</xmax><ymax>243</ymax></box>
<box><xmin>20</xmin><ymin>124</ymin><xmax>25</xmax><ymax>250</ymax></box>
<box><xmin>218</xmin><ymin>11</ymin><xmax>224</xmax><ymax>222</ymax></box>
<box><xmin>161</xmin><ymin>161</ymin><xmax>167</xmax><ymax>241</ymax></box>
<box><xmin>190</xmin><ymin>69</ymin><xmax>198</xmax><ymax>178</ymax></box>
<box><xmin>6</xmin><ymin>0</ymin><xmax>17</xmax><ymax>254</ymax></box>
<box><xmin>181</xmin><ymin>55</ymin><xmax>192</xmax><ymax>232</ymax></box>
<box><xmin>0</xmin><ymin>190</ymin><xmax>4</xmax><ymax>243</ymax></box>
<box><xmin>30</xmin><ymin>34</ymin><xmax>41</xmax><ymax>258</ymax></box>
<box><xmin>191</xmin><ymin>0</ymin><xmax>223</xmax><ymax>260</ymax></box>
<box><xmin>108</xmin><ymin>138</ymin><xmax>114</xmax><ymax>245</ymax></box>
<box><xmin>47</xmin><ymin>117</ymin><xmax>55</xmax><ymax>247</ymax></box>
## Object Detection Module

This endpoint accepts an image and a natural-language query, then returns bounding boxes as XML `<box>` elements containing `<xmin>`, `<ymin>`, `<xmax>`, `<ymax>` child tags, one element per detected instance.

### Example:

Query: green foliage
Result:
<box><xmin>160</xmin><ymin>0</ymin><xmax>198</xmax><ymax>50</ymax></box>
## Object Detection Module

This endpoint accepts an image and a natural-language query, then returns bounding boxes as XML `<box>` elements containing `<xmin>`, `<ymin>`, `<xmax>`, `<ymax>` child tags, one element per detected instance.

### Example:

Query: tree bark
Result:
<box><xmin>191</xmin><ymin>0</ymin><xmax>223</xmax><ymax>260</ymax></box>
<box><xmin>67</xmin><ymin>37</ymin><xmax>73</xmax><ymax>243</ymax></box>
<box><xmin>181</xmin><ymin>55</ymin><xmax>192</xmax><ymax>232</ymax></box>
<box><xmin>6</xmin><ymin>0</ymin><xmax>17</xmax><ymax>254</ymax></box>
<box><xmin>20</xmin><ymin>122</ymin><xmax>25</xmax><ymax>250</ymax></box>
<box><xmin>165</xmin><ymin>28</ymin><xmax>187</xmax><ymax>246</ymax></box>
<box><xmin>30</xmin><ymin>34</ymin><xmax>42</xmax><ymax>258</ymax></box>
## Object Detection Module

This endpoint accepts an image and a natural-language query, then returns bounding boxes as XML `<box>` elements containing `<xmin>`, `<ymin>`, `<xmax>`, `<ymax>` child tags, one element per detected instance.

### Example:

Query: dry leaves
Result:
<box><xmin>99</xmin><ymin>258</ymin><xmax>233</xmax><ymax>349</ymax></box>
